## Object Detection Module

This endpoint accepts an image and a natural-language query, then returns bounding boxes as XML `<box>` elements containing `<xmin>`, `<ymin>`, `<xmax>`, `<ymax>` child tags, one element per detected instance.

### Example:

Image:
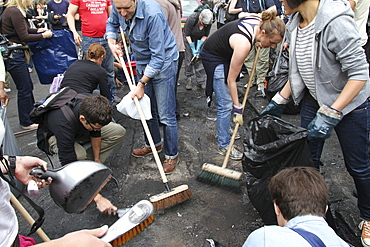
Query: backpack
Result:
<box><xmin>30</xmin><ymin>87</ymin><xmax>88</xmax><ymax>154</ymax></box>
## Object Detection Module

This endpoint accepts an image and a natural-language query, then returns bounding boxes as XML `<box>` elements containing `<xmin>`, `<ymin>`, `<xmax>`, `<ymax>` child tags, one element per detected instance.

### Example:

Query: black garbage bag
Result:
<box><xmin>242</xmin><ymin>115</ymin><xmax>314</xmax><ymax>225</ymax></box>
<box><xmin>265</xmin><ymin>49</ymin><xmax>301</xmax><ymax>115</ymax></box>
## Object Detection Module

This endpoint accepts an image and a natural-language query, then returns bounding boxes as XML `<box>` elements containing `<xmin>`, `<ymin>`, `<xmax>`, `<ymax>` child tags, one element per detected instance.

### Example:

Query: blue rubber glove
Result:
<box><xmin>195</xmin><ymin>40</ymin><xmax>204</xmax><ymax>56</ymax></box>
<box><xmin>307</xmin><ymin>104</ymin><xmax>343</xmax><ymax>140</ymax></box>
<box><xmin>233</xmin><ymin>105</ymin><xmax>243</xmax><ymax>125</ymax></box>
<box><xmin>189</xmin><ymin>42</ymin><xmax>196</xmax><ymax>56</ymax></box>
<box><xmin>260</xmin><ymin>92</ymin><xmax>290</xmax><ymax>117</ymax></box>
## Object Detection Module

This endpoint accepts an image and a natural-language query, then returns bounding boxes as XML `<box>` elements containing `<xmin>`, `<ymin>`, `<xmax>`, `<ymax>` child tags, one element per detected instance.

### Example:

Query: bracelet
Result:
<box><xmin>8</xmin><ymin>156</ymin><xmax>16</xmax><ymax>176</ymax></box>
<box><xmin>139</xmin><ymin>79</ymin><xmax>147</xmax><ymax>86</ymax></box>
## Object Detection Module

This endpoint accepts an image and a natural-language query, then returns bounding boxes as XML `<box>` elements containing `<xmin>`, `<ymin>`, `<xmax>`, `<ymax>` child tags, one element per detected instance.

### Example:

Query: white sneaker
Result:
<box><xmin>4</xmin><ymin>88</ymin><xmax>11</xmax><ymax>92</ymax></box>
<box><xmin>229</xmin><ymin>127</ymin><xmax>240</xmax><ymax>140</ymax></box>
<box><xmin>239</xmin><ymin>72</ymin><xmax>244</xmax><ymax>78</ymax></box>
<box><xmin>218</xmin><ymin>145</ymin><xmax>243</xmax><ymax>161</ymax></box>
<box><xmin>21</xmin><ymin>123</ymin><xmax>38</xmax><ymax>130</ymax></box>
<box><xmin>359</xmin><ymin>220</ymin><xmax>370</xmax><ymax>247</ymax></box>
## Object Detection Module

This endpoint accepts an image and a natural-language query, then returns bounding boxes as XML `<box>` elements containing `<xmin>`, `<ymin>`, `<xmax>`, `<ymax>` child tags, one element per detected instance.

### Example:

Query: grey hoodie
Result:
<box><xmin>286</xmin><ymin>0</ymin><xmax>369</xmax><ymax>115</ymax></box>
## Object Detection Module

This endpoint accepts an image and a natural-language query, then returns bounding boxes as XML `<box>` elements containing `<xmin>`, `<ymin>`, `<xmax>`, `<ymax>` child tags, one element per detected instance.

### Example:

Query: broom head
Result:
<box><xmin>100</xmin><ymin>200</ymin><xmax>154</xmax><ymax>246</ymax></box>
<box><xmin>149</xmin><ymin>184</ymin><xmax>192</xmax><ymax>211</ymax></box>
<box><xmin>196</xmin><ymin>163</ymin><xmax>243</xmax><ymax>193</ymax></box>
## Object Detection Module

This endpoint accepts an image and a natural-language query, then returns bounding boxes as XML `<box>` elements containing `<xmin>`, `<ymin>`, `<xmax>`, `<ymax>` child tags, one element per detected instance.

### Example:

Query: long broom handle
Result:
<box><xmin>117</xmin><ymin>31</ymin><xmax>169</xmax><ymax>186</ymax></box>
<box><xmin>221</xmin><ymin>47</ymin><xmax>261</xmax><ymax>169</ymax></box>
<box><xmin>119</xmin><ymin>28</ymin><xmax>136</xmax><ymax>86</ymax></box>
<box><xmin>10</xmin><ymin>193</ymin><xmax>51</xmax><ymax>242</ymax></box>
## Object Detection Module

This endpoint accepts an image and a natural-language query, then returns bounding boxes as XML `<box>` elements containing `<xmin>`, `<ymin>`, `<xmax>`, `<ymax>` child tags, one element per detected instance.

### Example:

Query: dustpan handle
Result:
<box><xmin>119</xmin><ymin>27</ymin><xmax>169</xmax><ymax>184</ymax></box>
<box><xmin>10</xmin><ymin>193</ymin><xmax>50</xmax><ymax>242</ymax></box>
<box><xmin>221</xmin><ymin>47</ymin><xmax>262</xmax><ymax>169</ymax></box>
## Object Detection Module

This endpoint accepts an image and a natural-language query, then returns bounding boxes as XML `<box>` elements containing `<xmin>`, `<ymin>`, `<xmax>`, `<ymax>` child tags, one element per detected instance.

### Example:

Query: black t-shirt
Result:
<box><xmin>61</xmin><ymin>60</ymin><xmax>110</xmax><ymax>100</ymax></box>
<box><xmin>203</xmin><ymin>18</ymin><xmax>254</xmax><ymax>61</ymax></box>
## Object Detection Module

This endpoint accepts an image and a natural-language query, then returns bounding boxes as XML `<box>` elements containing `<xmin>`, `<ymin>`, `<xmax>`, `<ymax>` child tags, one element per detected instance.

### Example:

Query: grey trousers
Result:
<box><xmin>49</xmin><ymin>122</ymin><xmax>126</xmax><ymax>164</ymax></box>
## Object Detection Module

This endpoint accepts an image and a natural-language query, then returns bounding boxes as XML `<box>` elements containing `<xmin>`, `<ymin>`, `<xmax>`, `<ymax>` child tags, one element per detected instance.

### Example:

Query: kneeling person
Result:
<box><xmin>41</xmin><ymin>94</ymin><xmax>126</xmax><ymax>215</ymax></box>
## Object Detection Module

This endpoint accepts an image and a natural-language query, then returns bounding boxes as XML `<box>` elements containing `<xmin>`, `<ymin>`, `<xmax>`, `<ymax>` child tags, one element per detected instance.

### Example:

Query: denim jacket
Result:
<box><xmin>106</xmin><ymin>0</ymin><xmax>178</xmax><ymax>79</ymax></box>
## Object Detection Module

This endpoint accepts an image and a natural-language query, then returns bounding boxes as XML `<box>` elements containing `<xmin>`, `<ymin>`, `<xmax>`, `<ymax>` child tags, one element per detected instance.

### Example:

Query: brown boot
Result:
<box><xmin>163</xmin><ymin>156</ymin><xmax>180</xmax><ymax>175</ymax></box>
<box><xmin>132</xmin><ymin>145</ymin><xmax>162</xmax><ymax>157</ymax></box>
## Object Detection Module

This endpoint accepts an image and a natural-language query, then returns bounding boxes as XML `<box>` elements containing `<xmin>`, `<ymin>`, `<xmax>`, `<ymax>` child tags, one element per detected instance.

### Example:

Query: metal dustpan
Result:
<box><xmin>30</xmin><ymin>160</ymin><xmax>112</xmax><ymax>213</ymax></box>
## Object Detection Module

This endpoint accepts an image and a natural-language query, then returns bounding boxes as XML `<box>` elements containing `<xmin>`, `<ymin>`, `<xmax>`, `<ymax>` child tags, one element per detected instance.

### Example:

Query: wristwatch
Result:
<box><xmin>139</xmin><ymin>79</ymin><xmax>147</xmax><ymax>86</ymax></box>
<box><xmin>8</xmin><ymin>156</ymin><xmax>16</xmax><ymax>176</ymax></box>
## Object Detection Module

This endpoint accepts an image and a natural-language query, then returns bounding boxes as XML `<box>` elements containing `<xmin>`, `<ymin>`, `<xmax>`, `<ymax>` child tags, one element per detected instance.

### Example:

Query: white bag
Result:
<box><xmin>116</xmin><ymin>91</ymin><xmax>152</xmax><ymax>120</ymax></box>
<box><xmin>49</xmin><ymin>73</ymin><xmax>65</xmax><ymax>93</ymax></box>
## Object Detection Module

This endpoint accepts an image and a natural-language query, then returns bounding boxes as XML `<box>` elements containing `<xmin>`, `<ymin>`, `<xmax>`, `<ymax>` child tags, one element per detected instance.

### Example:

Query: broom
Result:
<box><xmin>119</xmin><ymin>29</ymin><xmax>192</xmax><ymax>210</ymax></box>
<box><xmin>196</xmin><ymin>47</ymin><xmax>262</xmax><ymax>193</ymax></box>
<box><xmin>100</xmin><ymin>200</ymin><xmax>154</xmax><ymax>246</ymax></box>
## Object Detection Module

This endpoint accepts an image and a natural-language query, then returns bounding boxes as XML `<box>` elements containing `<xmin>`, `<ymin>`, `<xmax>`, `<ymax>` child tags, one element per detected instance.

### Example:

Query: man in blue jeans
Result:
<box><xmin>106</xmin><ymin>0</ymin><xmax>179</xmax><ymax>174</ymax></box>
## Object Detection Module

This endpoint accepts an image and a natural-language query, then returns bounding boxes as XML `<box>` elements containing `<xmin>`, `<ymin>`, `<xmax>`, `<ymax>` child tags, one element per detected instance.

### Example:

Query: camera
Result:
<box><xmin>0</xmin><ymin>34</ymin><xmax>21</xmax><ymax>61</ymax></box>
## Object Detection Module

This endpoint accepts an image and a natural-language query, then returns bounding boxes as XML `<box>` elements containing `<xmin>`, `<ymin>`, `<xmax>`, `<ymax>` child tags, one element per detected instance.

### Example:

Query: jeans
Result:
<box><xmin>138</xmin><ymin>60</ymin><xmax>178</xmax><ymax>159</ymax></box>
<box><xmin>82</xmin><ymin>36</ymin><xmax>115</xmax><ymax>103</ymax></box>
<box><xmin>6</xmin><ymin>49</ymin><xmax>35</xmax><ymax>126</ymax></box>
<box><xmin>213</xmin><ymin>64</ymin><xmax>232</xmax><ymax>148</ymax></box>
<box><xmin>300</xmin><ymin>98</ymin><xmax>370</xmax><ymax>220</ymax></box>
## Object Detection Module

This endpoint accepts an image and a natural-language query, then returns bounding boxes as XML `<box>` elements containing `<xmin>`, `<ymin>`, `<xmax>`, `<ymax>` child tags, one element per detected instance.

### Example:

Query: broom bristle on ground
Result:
<box><xmin>149</xmin><ymin>185</ymin><xmax>192</xmax><ymax>211</ymax></box>
<box><xmin>110</xmin><ymin>214</ymin><xmax>155</xmax><ymax>246</ymax></box>
<box><xmin>196</xmin><ymin>163</ymin><xmax>243</xmax><ymax>193</ymax></box>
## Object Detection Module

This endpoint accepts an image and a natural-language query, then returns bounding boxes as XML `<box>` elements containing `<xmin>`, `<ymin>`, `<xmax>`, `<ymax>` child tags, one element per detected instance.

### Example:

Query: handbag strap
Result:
<box><xmin>290</xmin><ymin>228</ymin><xmax>326</xmax><ymax>247</ymax></box>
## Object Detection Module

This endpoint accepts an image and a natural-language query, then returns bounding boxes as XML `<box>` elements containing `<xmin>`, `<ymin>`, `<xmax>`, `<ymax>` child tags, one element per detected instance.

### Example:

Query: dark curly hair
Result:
<box><xmin>79</xmin><ymin>95</ymin><xmax>112</xmax><ymax>126</ymax></box>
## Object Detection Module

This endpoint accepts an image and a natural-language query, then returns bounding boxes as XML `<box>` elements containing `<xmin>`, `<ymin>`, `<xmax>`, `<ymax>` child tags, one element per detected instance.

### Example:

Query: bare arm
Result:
<box><xmin>228</xmin><ymin>0</ymin><xmax>242</xmax><ymax>14</ymax></box>
<box><xmin>66</xmin><ymin>4</ymin><xmax>81</xmax><ymax>46</ymax></box>
<box><xmin>331</xmin><ymin>80</ymin><xmax>366</xmax><ymax>111</ymax></box>
<box><xmin>228</xmin><ymin>34</ymin><xmax>252</xmax><ymax>106</ymax></box>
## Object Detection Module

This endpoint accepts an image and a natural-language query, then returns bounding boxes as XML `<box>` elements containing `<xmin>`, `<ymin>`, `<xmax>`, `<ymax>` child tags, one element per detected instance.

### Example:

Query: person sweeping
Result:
<box><xmin>200</xmin><ymin>11</ymin><xmax>285</xmax><ymax>160</ymax></box>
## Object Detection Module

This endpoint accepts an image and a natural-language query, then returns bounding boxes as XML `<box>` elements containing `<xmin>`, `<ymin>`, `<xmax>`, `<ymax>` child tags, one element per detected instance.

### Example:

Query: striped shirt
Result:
<box><xmin>296</xmin><ymin>18</ymin><xmax>316</xmax><ymax>99</ymax></box>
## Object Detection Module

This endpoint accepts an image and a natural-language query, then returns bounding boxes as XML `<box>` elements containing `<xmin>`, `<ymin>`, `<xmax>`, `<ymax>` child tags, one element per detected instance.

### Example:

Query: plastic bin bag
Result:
<box><xmin>29</xmin><ymin>30</ymin><xmax>77</xmax><ymax>85</ymax></box>
<box><xmin>0</xmin><ymin>106</ymin><xmax>24</xmax><ymax>197</ymax></box>
<box><xmin>242</xmin><ymin>115</ymin><xmax>314</xmax><ymax>225</ymax></box>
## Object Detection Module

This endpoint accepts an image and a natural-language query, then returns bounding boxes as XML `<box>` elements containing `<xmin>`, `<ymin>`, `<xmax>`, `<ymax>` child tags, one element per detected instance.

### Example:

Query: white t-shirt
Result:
<box><xmin>0</xmin><ymin>178</ymin><xmax>18</xmax><ymax>247</ymax></box>
<box><xmin>352</xmin><ymin>0</ymin><xmax>370</xmax><ymax>46</ymax></box>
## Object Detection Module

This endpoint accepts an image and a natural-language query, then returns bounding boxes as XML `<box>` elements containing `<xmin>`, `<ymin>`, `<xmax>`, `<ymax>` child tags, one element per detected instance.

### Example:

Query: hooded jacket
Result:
<box><xmin>286</xmin><ymin>0</ymin><xmax>369</xmax><ymax>115</ymax></box>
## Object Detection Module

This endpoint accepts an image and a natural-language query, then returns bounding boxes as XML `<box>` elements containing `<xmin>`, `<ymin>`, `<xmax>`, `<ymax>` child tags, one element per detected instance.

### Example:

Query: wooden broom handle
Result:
<box><xmin>118</xmin><ymin>30</ymin><xmax>168</xmax><ymax>184</ymax></box>
<box><xmin>10</xmin><ymin>193</ymin><xmax>51</xmax><ymax>242</ymax></box>
<box><xmin>221</xmin><ymin>47</ymin><xmax>262</xmax><ymax>169</ymax></box>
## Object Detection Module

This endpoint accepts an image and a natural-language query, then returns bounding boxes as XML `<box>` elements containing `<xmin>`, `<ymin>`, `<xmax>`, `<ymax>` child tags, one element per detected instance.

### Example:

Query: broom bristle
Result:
<box><xmin>110</xmin><ymin>214</ymin><xmax>155</xmax><ymax>246</ymax></box>
<box><xmin>150</xmin><ymin>185</ymin><xmax>193</xmax><ymax>210</ymax></box>
<box><xmin>196</xmin><ymin>166</ymin><xmax>242</xmax><ymax>193</ymax></box>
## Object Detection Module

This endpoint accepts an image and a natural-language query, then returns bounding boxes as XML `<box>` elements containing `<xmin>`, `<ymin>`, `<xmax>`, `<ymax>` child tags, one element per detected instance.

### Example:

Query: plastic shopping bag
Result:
<box><xmin>116</xmin><ymin>91</ymin><xmax>152</xmax><ymax>120</ymax></box>
<box><xmin>29</xmin><ymin>30</ymin><xmax>77</xmax><ymax>85</ymax></box>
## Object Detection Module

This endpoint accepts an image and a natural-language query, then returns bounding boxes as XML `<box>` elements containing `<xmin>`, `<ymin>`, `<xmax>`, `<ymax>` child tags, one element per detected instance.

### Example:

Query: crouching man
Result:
<box><xmin>41</xmin><ymin>94</ymin><xmax>126</xmax><ymax>215</ymax></box>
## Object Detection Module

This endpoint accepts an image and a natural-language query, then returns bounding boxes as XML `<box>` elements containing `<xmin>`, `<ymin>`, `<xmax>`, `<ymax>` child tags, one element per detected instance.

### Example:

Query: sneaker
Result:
<box><xmin>4</xmin><ymin>88</ymin><xmax>11</xmax><ymax>92</ymax></box>
<box><xmin>359</xmin><ymin>220</ymin><xmax>370</xmax><ymax>247</ymax></box>
<box><xmin>198</xmin><ymin>83</ymin><xmax>206</xmax><ymax>90</ymax></box>
<box><xmin>132</xmin><ymin>145</ymin><xmax>162</xmax><ymax>157</ymax></box>
<box><xmin>113</xmin><ymin>95</ymin><xmax>122</xmax><ymax>103</ymax></box>
<box><xmin>28</xmin><ymin>67</ymin><xmax>33</xmax><ymax>73</ymax></box>
<box><xmin>163</xmin><ymin>156</ymin><xmax>180</xmax><ymax>175</ymax></box>
<box><xmin>185</xmin><ymin>77</ymin><xmax>192</xmax><ymax>90</ymax></box>
<box><xmin>239</xmin><ymin>72</ymin><xmax>244</xmax><ymax>78</ymax></box>
<box><xmin>229</xmin><ymin>127</ymin><xmax>241</xmax><ymax>140</ymax></box>
<box><xmin>218</xmin><ymin>145</ymin><xmax>243</xmax><ymax>161</ymax></box>
<box><xmin>21</xmin><ymin>123</ymin><xmax>38</xmax><ymax>130</ymax></box>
